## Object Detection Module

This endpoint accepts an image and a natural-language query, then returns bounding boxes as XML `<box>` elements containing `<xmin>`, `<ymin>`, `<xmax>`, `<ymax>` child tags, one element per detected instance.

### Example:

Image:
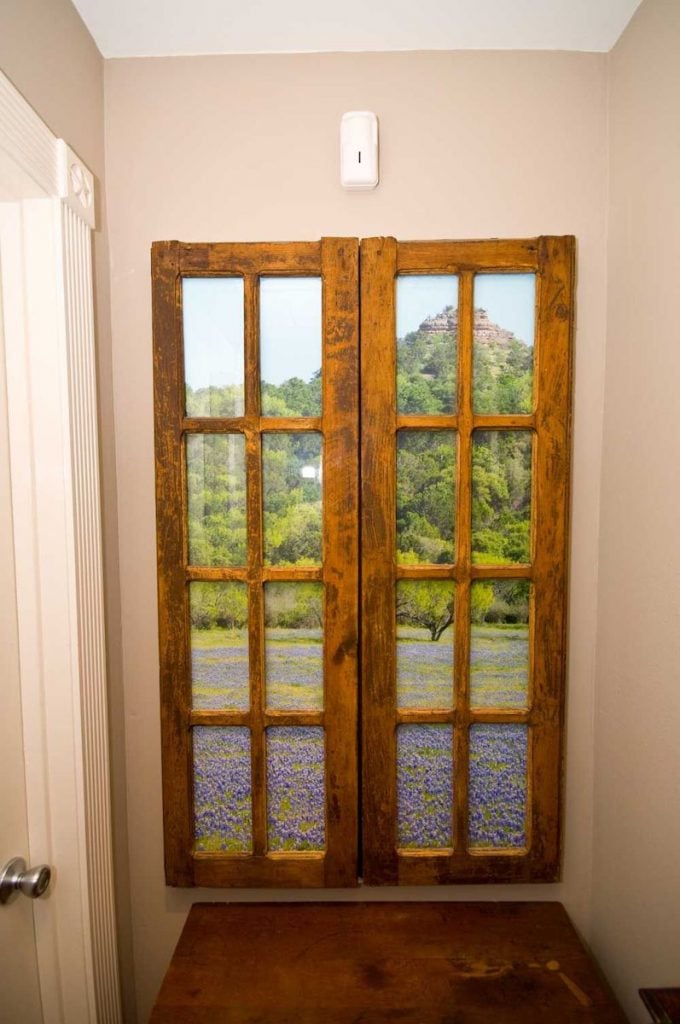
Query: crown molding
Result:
<box><xmin>0</xmin><ymin>70</ymin><xmax>95</xmax><ymax>228</ymax></box>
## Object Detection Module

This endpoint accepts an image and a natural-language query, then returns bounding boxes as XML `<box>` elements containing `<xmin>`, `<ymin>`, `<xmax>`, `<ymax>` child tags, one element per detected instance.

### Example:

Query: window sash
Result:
<box><xmin>152</xmin><ymin>236</ymin><xmax>573</xmax><ymax>887</ymax></box>
<box><xmin>152</xmin><ymin>239</ymin><xmax>359</xmax><ymax>887</ymax></box>
<box><xmin>361</xmin><ymin>237</ymin><xmax>573</xmax><ymax>884</ymax></box>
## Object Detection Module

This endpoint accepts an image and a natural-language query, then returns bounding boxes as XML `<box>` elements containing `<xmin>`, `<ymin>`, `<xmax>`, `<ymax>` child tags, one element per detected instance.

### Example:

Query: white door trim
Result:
<box><xmin>0</xmin><ymin>69</ymin><xmax>122</xmax><ymax>1023</ymax></box>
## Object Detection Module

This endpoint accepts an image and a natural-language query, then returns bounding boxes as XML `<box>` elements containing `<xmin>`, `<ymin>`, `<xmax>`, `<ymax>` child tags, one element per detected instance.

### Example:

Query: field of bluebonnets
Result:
<box><xmin>194</xmin><ymin>726</ymin><xmax>252</xmax><ymax>852</ymax></box>
<box><xmin>190</xmin><ymin>298</ymin><xmax>533</xmax><ymax>853</ymax></box>
<box><xmin>396</xmin><ymin>721</ymin><xmax>527</xmax><ymax>850</ymax></box>
<box><xmin>266</xmin><ymin>727</ymin><xmax>325</xmax><ymax>851</ymax></box>
<box><xmin>192</xmin><ymin>612</ymin><xmax>529</xmax><ymax>852</ymax></box>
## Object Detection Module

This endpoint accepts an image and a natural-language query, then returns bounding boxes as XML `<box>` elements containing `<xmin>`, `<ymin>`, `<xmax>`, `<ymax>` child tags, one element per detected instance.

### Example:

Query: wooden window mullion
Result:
<box><xmin>453</xmin><ymin>269</ymin><xmax>474</xmax><ymax>853</ymax></box>
<box><xmin>361</xmin><ymin>235</ymin><xmax>399</xmax><ymax>886</ymax></box>
<box><xmin>154</xmin><ymin>235</ymin><xmax>571</xmax><ymax>889</ymax></box>
<box><xmin>320</xmin><ymin>237</ymin><xmax>360</xmax><ymax>886</ymax></box>
<box><xmin>246</xmin><ymin>443</ymin><xmax>267</xmax><ymax>856</ymax></box>
<box><xmin>152</xmin><ymin>239</ymin><xmax>192</xmax><ymax>885</ymax></box>
<box><xmin>243</xmin><ymin>273</ymin><xmax>268</xmax><ymax>858</ymax></box>
<box><xmin>362</xmin><ymin>236</ymin><xmax>573</xmax><ymax>885</ymax></box>
<box><xmin>528</xmin><ymin>236</ymin><xmax>574</xmax><ymax>879</ymax></box>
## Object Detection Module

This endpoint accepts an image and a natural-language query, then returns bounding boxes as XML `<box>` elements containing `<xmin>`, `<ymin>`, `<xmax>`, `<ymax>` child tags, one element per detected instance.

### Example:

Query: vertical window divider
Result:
<box><xmin>244</xmin><ymin>272</ymin><xmax>267</xmax><ymax>857</ymax></box>
<box><xmin>453</xmin><ymin>270</ymin><xmax>473</xmax><ymax>853</ymax></box>
<box><xmin>152</xmin><ymin>240</ymin><xmax>193</xmax><ymax>884</ymax></box>
<box><xmin>360</xmin><ymin>236</ymin><xmax>399</xmax><ymax>885</ymax></box>
<box><xmin>320</xmin><ymin>236</ymin><xmax>360</xmax><ymax>886</ymax></box>
<box><xmin>153</xmin><ymin>236</ymin><xmax>572</xmax><ymax>888</ymax></box>
<box><xmin>526</xmin><ymin>235</ymin><xmax>574</xmax><ymax>877</ymax></box>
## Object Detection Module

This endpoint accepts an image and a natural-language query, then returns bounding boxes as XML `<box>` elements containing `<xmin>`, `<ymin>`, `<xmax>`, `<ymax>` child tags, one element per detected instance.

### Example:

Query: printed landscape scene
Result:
<box><xmin>185</xmin><ymin>274</ymin><xmax>534</xmax><ymax>854</ymax></box>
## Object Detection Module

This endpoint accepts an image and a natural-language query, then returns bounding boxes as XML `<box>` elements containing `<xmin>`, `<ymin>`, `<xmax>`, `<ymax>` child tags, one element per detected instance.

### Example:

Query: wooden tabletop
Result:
<box><xmin>150</xmin><ymin>901</ymin><xmax>627</xmax><ymax>1023</ymax></box>
<box><xmin>640</xmin><ymin>988</ymin><xmax>680</xmax><ymax>1022</ymax></box>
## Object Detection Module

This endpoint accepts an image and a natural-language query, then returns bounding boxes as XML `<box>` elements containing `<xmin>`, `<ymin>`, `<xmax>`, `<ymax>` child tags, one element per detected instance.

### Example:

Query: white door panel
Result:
<box><xmin>0</xmin><ymin>234</ymin><xmax>43</xmax><ymax>1022</ymax></box>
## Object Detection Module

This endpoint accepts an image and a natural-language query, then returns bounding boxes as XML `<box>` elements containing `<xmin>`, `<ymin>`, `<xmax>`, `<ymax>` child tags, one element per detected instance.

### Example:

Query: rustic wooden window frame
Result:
<box><xmin>152</xmin><ymin>239</ymin><xmax>359</xmax><ymax>888</ymax></box>
<box><xmin>152</xmin><ymin>235</ymin><xmax>573</xmax><ymax>888</ymax></box>
<box><xmin>361</xmin><ymin>236</ymin><xmax>574</xmax><ymax>884</ymax></box>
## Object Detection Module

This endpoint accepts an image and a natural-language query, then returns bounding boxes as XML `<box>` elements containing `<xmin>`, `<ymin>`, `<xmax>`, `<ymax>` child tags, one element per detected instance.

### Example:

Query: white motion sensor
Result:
<box><xmin>340</xmin><ymin>111</ymin><xmax>379</xmax><ymax>191</ymax></box>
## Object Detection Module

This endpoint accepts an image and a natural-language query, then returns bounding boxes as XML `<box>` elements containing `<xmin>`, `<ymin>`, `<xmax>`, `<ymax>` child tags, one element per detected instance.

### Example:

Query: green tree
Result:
<box><xmin>396</xmin><ymin>580</ymin><xmax>454</xmax><ymax>642</ymax></box>
<box><xmin>190</xmin><ymin>582</ymin><xmax>248</xmax><ymax>630</ymax></box>
<box><xmin>471</xmin><ymin>582</ymin><xmax>494</xmax><ymax>623</ymax></box>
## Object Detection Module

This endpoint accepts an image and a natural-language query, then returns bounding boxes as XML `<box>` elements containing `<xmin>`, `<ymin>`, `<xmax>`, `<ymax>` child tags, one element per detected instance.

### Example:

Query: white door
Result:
<box><xmin>0</xmin><ymin>242</ymin><xmax>44</xmax><ymax>1022</ymax></box>
<box><xmin>0</xmin><ymin>66</ymin><xmax>122</xmax><ymax>1022</ymax></box>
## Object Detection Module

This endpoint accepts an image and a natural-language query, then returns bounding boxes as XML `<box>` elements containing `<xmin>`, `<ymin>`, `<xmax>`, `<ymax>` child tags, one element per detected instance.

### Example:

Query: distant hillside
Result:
<box><xmin>185</xmin><ymin>304</ymin><xmax>533</xmax><ymax>629</ymax></box>
<box><xmin>397</xmin><ymin>306</ymin><xmax>533</xmax><ymax>414</ymax></box>
<box><xmin>418</xmin><ymin>305</ymin><xmax>515</xmax><ymax>346</ymax></box>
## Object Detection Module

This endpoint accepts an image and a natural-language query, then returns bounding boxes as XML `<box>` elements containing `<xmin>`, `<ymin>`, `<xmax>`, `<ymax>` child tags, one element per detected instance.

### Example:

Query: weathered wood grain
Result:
<box><xmin>150</xmin><ymin>902</ymin><xmax>626</xmax><ymax>1023</ymax></box>
<box><xmin>360</xmin><ymin>236</ymin><xmax>399</xmax><ymax>885</ymax></box>
<box><xmin>528</xmin><ymin>235</ymin><xmax>575</xmax><ymax>880</ymax></box>
<box><xmin>153</xmin><ymin>239</ymin><xmax>360</xmax><ymax>887</ymax></box>
<box><xmin>398</xmin><ymin>238</ymin><xmax>540</xmax><ymax>273</ymax></box>
<box><xmin>639</xmin><ymin>988</ymin><xmax>680</xmax><ymax>1023</ymax></box>
<box><xmin>360</xmin><ymin>237</ymin><xmax>574</xmax><ymax>885</ymax></box>
<box><xmin>320</xmin><ymin>237</ymin><xmax>360</xmax><ymax>887</ymax></box>
<box><xmin>153</xmin><ymin>234</ymin><xmax>574</xmax><ymax>889</ymax></box>
<box><xmin>152</xmin><ymin>241</ymin><xmax>193</xmax><ymax>885</ymax></box>
<box><xmin>179</xmin><ymin>241</ymin><xmax>320</xmax><ymax>275</ymax></box>
<box><xmin>453</xmin><ymin>270</ymin><xmax>474</xmax><ymax>853</ymax></box>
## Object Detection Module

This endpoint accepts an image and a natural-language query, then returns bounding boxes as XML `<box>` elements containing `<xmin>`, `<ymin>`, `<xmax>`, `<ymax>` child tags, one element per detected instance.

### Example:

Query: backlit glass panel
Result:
<box><xmin>397</xmin><ymin>724</ymin><xmax>453</xmax><ymax>848</ymax></box>
<box><xmin>260</xmin><ymin>277</ymin><xmax>322</xmax><ymax>417</ymax></box>
<box><xmin>472</xmin><ymin>431</ymin><xmax>532</xmax><ymax>565</ymax></box>
<box><xmin>187</xmin><ymin>433</ymin><xmax>246</xmax><ymax>566</ymax></box>
<box><xmin>265</xmin><ymin>582</ymin><xmax>323</xmax><ymax>711</ymax></box>
<box><xmin>397</xmin><ymin>430</ymin><xmax>456</xmax><ymax>565</ymax></box>
<box><xmin>194</xmin><ymin>727</ymin><xmax>252</xmax><ymax>853</ymax></box>
<box><xmin>267</xmin><ymin>727</ymin><xmax>326</xmax><ymax>851</ymax></box>
<box><xmin>469</xmin><ymin>724</ymin><xmax>528</xmax><ymax>849</ymax></box>
<box><xmin>183</xmin><ymin>277</ymin><xmax>244</xmax><ymax>416</ymax></box>
<box><xmin>473</xmin><ymin>273</ymin><xmax>535</xmax><ymax>414</ymax></box>
<box><xmin>396</xmin><ymin>275</ymin><xmax>458</xmax><ymax>414</ymax></box>
<box><xmin>396</xmin><ymin>581</ymin><xmax>454</xmax><ymax>709</ymax></box>
<box><xmin>262</xmin><ymin>433</ymin><xmax>322</xmax><ymax>565</ymax></box>
<box><xmin>470</xmin><ymin>580</ymin><xmax>530</xmax><ymax>709</ymax></box>
<box><xmin>190</xmin><ymin>582</ymin><xmax>249</xmax><ymax>710</ymax></box>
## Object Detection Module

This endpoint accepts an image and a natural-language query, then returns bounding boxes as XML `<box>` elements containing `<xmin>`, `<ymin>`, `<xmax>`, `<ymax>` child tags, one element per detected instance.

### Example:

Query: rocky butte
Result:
<box><xmin>418</xmin><ymin>305</ymin><xmax>523</xmax><ymax>346</ymax></box>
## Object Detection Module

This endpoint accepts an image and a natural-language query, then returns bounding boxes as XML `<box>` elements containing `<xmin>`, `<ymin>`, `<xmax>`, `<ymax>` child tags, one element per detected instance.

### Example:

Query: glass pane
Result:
<box><xmin>469</xmin><ymin>724</ymin><xmax>528</xmax><ymax>849</ymax></box>
<box><xmin>183</xmin><ymin>277</ymin><xmax>244</xmax><ymax>417</ymax></box>
<box><xmin>194</xmin><ymin>726</ymin><xmax>252</xmax><ymax>853</ymax></box>
<box><xmin>189</xmin><ymin>583</ymin><xmax>249</xmax><ymax>710</ymax></box>
<box><xmin>397</xmin><ymin>430</ymin><xmax>456</xmax><ymax>564</ymax></box>
<box><xmin>397</xmin><ymin>724</ymin><xmax>453</xmax><ymax>848</ymax></box>
<box><xmin>262</xmin><ymin>433</ymin><xmax>322</xmax><ymax>566</ymax></box>
<box><xmin>471</xmin><ymin>581</ymin><xmax>530</xmax><ymax>709</ymax></box>
<box><xmin>260</xmin><ymin>277</ymin><xmax>322</xmax><ymax>417</ymax></box>
<box><xmin>472</xmin><ymin>430</ymin><xmax>532</xmax><ymax>565</ymax></box>
<box><xmin>187</xmin><ymin>434</ymin><xmax>246</xmax><ymax>566</ymax></box>
<box><xmin>396</xmin><ymin>275</ymin><xmax>458</xmax><ymax>414</ymax></box>
<box><xmin>396</xmin><ymin>581</ymin><xmax>454</xmax><ymax>709</ymax></box>
<box><xmin>267</xmin><ymin>727</ymin><xmax>325</xmax><ymax>851</ymax></box>
<box><xmin>473</xmin><ymin>274</ymin><xmax>535</xmax><ymax>414</ymax></box>
<box><xmin>265</xmin><ymin>583</ymin><xmax>323</xmax><ymax>711</ymax></box>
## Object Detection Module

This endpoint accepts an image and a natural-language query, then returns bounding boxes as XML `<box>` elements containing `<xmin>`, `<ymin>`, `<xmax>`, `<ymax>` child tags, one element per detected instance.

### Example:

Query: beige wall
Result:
<box><xmin>104</xmin><ymin>50</ymin><xmax>609</xmax><ymax>1020</ymax></box>
<box><xmin>0</xmin><ymin>0</ymin><xmax>102</xmax><ymax>173</ymax></box>
<box><xmin>6</xmin><ymin>5</ymin><xmax>680</xmax><ymax>1020</ymax></box>
<box><xmin>0</xmin><ymin>3</ymin><xmax>135</xmax><ymax>1021</ymax></box>
<box><xmin>591</xmin><ymin>1</ymin><xmax>680</xmax><ymax>1020</ymax></box>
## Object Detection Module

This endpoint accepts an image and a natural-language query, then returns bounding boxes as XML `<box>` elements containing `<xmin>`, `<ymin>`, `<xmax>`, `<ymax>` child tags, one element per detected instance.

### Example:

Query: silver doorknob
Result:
<box><xmin>0</xmin><ymin>857</ymin><xmax>51</xmax><ymax>904</ymax></box>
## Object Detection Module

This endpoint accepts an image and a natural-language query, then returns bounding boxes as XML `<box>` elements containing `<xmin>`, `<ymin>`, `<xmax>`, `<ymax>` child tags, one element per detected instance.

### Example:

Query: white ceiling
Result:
<box><xmin>72</xmin><ymin>0</ymin><xmax>642</xmax><ymax>59</ymax></box>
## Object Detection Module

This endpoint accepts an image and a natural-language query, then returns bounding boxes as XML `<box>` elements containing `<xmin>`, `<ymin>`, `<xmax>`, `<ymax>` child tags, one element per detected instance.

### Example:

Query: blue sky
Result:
<box><xmin>397</xmin><ymin>273</ymin><xmax>535</xmax><ymax>345</ymax></box>
<box><xmin>184</xmin><ymin>276</ymin><xmax>321</xmax><ymax>389</ymax></box>
<box><xmin>474</xmin><ymin>273</ymin><xmax>535</xmax><ymax>345</ymax></box>
<box><xmin>259</xmin><ymin>277</ymin><xmax>321</xmax><ymax>385</ymax></box>
<box><xmin>183</xmin><ymin>277</ymin><xmax>244</xmax><ymax>393</ymax></box>
<box><xmin>183</xmin><ymin>271</ymin><xmax>535</xmax><ymax>392</ymax></box>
